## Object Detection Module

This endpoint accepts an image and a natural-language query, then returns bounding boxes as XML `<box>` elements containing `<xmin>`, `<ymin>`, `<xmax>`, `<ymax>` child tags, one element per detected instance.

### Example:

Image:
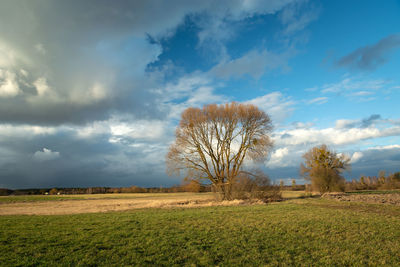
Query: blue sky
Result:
<box><xmin>0</xmin><ymin>0</ymin><xmax>399</xmax><ymax>188</ymax></box>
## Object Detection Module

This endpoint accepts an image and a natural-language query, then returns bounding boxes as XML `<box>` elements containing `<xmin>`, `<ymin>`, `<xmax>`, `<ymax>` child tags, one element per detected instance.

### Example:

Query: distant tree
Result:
<box><xmin>300</xmin><ymin>144</ymin><xmax>350</xmax><ymax>193</ymax></box>
<box><xmin>49</xmin><ymin>188</ymin><xmax>58</xmax><ymax>195</ymax></box>
<box><xmin>181</xmin><ymin>179</ymin><xmax>201</xmax><ymax>193</ymax></box>
<box><xmin>392</xmin><ymin>172</ymin><xmax>400</xmax><ymax>182</ymax></box>
<box><xmin>291</xmin><ymin>179</ymin><xmax>296</xmax><ymax>189</ymax></box>
<box><xmin>167</xmin><ymin>102</ymin><xmax>273</xmax><ymax>200</ymax></box>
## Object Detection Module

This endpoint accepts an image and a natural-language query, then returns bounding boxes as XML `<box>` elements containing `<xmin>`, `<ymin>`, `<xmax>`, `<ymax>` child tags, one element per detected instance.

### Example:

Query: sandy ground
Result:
<box><xmin>0</xmin><ymin>194</ymin><xmax>253</xmax><ymax>215</ymax></box>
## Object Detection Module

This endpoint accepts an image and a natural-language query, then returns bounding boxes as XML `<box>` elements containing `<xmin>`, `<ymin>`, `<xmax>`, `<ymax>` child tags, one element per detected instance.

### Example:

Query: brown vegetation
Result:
<box><xmin>346</xmin><ymin>171</ymin><xmax>400</xmax><ymax>191</ymax></box>
<box><xmin>301</xmin><ymin>144</ymin><xmax>350</xmax><ymax>193</ymax></box>
<box><xmin>0</xmin><ymin>193</ymin><xmax>263</xmax><ymax>215</ymax></box>
<box><xmin>167</xmin><ymin>102</ymin><xmax>273</xmax><ymax>200</ymax></box>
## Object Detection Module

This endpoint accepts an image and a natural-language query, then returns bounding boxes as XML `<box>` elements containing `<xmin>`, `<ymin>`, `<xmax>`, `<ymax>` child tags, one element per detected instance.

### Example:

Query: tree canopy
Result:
<box><xmin>167</xmin><ymin>102</ymin><xmax>273</xmax><ymax>200</ymax></box>
<box><xmin>300</xmin><ymin>144</ymin><xmax>350</xmax><ymax>193</ymax></box>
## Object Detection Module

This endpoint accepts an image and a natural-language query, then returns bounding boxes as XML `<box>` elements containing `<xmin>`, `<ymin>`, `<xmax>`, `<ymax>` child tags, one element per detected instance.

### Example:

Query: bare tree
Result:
<box><xmin>300</xmin><ymin>144</ymin><xmax>350</xmax><ymax>193</ymax></box>
<box><xmin>167</xmin><ymin>102</ymin><xmax>273</xmax><ymax>200</ymax></box>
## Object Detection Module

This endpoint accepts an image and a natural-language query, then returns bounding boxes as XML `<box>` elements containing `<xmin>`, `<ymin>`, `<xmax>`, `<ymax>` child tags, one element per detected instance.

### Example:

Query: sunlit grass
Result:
<box><xmin>1</xmin><ymin>198</ymin><xmax>399</xmax><ymax>266</ymax></box>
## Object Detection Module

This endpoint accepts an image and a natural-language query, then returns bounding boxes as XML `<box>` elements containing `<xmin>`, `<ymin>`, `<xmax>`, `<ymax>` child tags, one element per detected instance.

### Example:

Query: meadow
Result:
<box><xmin>0</xmin><ymin>192</ymin><xmax>212</xmax><ymax>204</ymax></box>
<box><xmin>1</xmin><ymin>192</ymin><xmax>400</xmax><ymax>266</ymax></box>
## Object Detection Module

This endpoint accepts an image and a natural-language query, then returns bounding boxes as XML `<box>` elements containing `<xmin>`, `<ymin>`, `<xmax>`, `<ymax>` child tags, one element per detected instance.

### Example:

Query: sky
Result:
<box><xmin>0</xmin><ymin>0</ymin><xmax>400</xmax><ymax>189</ymax></box>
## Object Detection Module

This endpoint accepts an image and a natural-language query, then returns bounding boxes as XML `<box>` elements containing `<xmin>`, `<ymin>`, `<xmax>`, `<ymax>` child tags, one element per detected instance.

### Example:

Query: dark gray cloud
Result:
<box><xmin>361</xmin><ymin>114</ymin><xmax>381</xmax><ymax>128</ymax></box>
<box><xmin>349</xmin><ymin>146</ymin><xmax>400</xmax><ymax>178</ymax></box>
<box><xmin>336</xmin><ymin>114</ymin><xmax>382</xmax><ymax>129</ymax></box>
<box><xmin>336</xmin><ymin>33</ymin><xmax>400</xmax><ymax>71</ymax></box>
<box><xmin>0</xmin><ymin>126</ymin><xmax>179</xmax><ymax>189</ymax></box>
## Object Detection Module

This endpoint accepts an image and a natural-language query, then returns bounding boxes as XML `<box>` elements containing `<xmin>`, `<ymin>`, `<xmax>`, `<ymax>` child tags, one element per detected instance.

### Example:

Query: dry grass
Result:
<box><xmin>280</xmin><ymin>190</ymin><xmax>305</xmax><ymax>199</ymax></box>
<box><xmin>0</xmin><ymin>193</ymin><xmax>263</xmax><ymax>215</ymax></box>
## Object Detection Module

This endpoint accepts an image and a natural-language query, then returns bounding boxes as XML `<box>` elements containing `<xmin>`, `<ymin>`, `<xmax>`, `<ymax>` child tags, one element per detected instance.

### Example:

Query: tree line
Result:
<box><xmin>0</xmin><ymin>182</ymin><xmax>211</xmax><ymax>196</ymax></box>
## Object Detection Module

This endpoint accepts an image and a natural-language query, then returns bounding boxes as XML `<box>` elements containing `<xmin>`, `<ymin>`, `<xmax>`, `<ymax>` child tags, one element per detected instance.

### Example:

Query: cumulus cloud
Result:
<box><xmin>33</xmin><ymin>77</ymin><xmax>50</xmax><ymax>97</ymax></box>
<box><xmin>0</xmin><ymin>70</ymin><xmax>20</xmax><ymax>97</ymax></box>
<box><xmin>269</xmin><ymin>147</ymin><xmax>291</xmax><ymax>167</ymax></box>
<box><xmin>162</xmin><ymin>73</ymin><xmax>228</xmax><ymax>120</ymax></box>
<box><xmin>267</xmin><ymin>143</ymin><xmax>400</xmax><ymax>180</ymax></box>
<box><xmin>0</xmin><ymin>124</ymin><xmax>57</xmax><ymax>138</ymax></box>
<box><xmin>276</xmin><ymin>125</ymin><xmax>399</xmax><ymax>147</ymax></box>
<box><xmin>350</xmin><ymin>151</ymin><xmax>363</xmax><ymax>163</ymax></box>
<box><xmin>336</xmin><ymin>33</ymin><xmax>400</xmax><ymax>71</ymax></box>
<box><xmin>33</xmin><ymin>148</ymin><xmax>60</xmax><ymax>162</ymax></box>
<box><xmin>265</xmin><ymin>115</ymin><xmax>400</xmax><ymax>172</ymax></box>
<box><xmin>246</xmin><ymin>92</ymin><xmax>295</xmax><ymax>124</ymax></box>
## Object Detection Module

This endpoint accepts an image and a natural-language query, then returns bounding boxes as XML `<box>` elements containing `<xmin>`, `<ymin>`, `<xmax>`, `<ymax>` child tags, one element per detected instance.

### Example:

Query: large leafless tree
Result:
<box><xmin>167</xmin><ymin>102</ymin><xmax>273</xmax><ymax>200</ymax></box>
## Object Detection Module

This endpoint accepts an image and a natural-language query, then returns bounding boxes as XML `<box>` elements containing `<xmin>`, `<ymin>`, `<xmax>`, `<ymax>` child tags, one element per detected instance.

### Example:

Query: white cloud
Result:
<box><xmin>335</xmin><ymin>119</ymin><xmax>357</xmax><ymax>129</ymax></box>
<box><xmin>0</xmin><ymin>124</ymin><xmax>57</xmax><ymax>139</ymax></box>
<box><xmin>33</xmin><ymin>77</ymin><xmax>50</xmax><ymax>96</ymax></box>
<box><xmin>351</xmin><ymin>91</ymin><xmax>374</xmax><ymax>96</ymax></box>
<box><xmin>33</xmin><ymin>148</ymin><xmax>60</xmax><ymax>162</ymax></box>
<box><xmin>350</xmin><ymin>151</ymin><xmax>363</xmax><ymax>163</ymax></box>
<box><xmin>110</xmin><ymin>120</ymin><xmax>169</xmax><ymax>141</ymax></box>
<box><xmin>268</xmin><ymin>147</ymin><xmax>290</xmax><ymax>167</ymax></box>
<box><xmin>265</xmin><ymin>117</ymin><xmax>400</xmax><ymax>169</ymax></box>
<box><xmin>367</xmin><ymin>144</ymin><xmax>400</xmax><ymax>150</ymax></box>
<box><xmin>0</xmin><ymin>40</ymin><xmax>29</xmax><ymax>68</ymax></box>
<box><xmin>275</xmin><ymin>126</ymin><xmax>399</xmax><ymax>147</ymax></box>
<box><xmin>307</xmin><ymin>96</ymin><xmax>328</xmax><ymax>105</ymax></box>
<box><xmin>187</xmin><ymin>86</ymin><xmax>226</xmax><ymax>105</ymax></box>
<box><xmin>162</xmin><ymin>73</ymin><xmax>227</xmax><ymax>120</ymax></box>
<box><xmin>0</xmin><ymin>70</ymin><xmax>20</xmax><ymax>97</ymax></box>
<box><xmin>246</xmin><ymin>91</ymin><xmax>295</xmax><ymax>124</ymax></box>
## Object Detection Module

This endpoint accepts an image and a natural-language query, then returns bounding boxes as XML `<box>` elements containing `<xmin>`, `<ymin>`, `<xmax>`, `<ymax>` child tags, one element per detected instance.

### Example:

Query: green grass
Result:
<box><xmin>1</xmin><ymin>198</ymin><xmax>400</xmax><ymax>266</ymax></box>
<box><xmin>0</xmin><ymin>192</ymin><xmax>210</xmax><ymax>203</ymax></box>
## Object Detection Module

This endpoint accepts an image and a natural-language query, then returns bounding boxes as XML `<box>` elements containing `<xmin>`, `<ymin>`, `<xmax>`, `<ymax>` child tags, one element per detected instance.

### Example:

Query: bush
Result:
<box><xmin>221</xmin><ymin>173</ymin><xmax>282</xmax><ymax>202</ymax></box>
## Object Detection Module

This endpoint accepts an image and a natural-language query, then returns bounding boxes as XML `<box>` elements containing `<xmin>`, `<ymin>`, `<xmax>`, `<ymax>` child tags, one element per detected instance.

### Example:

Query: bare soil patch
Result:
<box><xmin>322</xmin><ymin>193</ymin><xmax>400</xmax><ymax>206</ymax></box>
<box><xmin>0</xmin><ymin>193</ymin><xmax>258</xmax><ymax>215</ymax></box>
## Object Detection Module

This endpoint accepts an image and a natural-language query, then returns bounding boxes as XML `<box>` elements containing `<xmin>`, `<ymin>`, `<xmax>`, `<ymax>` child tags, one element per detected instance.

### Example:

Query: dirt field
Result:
<box><xmin>322</xmin><ymin>193</ymin><xmax>400</xmax><ymax>205</ymax></box>
<box><xmin>0</xmin><ymin>193</ymin><xmax>256</xmax><ymax>215</ymax></box>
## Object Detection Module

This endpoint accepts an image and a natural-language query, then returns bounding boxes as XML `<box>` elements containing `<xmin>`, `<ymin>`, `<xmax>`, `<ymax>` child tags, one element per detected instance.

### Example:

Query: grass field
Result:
<box><xmin>0</xmin><ymin>192</ymin><xmax>212</xmax><ymax>203</ymax></box>
<box><xmin>0</xmin><ymin>190</ymin><xmax>304</xmax><ymax>204</ymax></box>
<box><xmin>1</xmin><ymin>196</ymin><xmax>400</xmax><ymax>266</ymax></box>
